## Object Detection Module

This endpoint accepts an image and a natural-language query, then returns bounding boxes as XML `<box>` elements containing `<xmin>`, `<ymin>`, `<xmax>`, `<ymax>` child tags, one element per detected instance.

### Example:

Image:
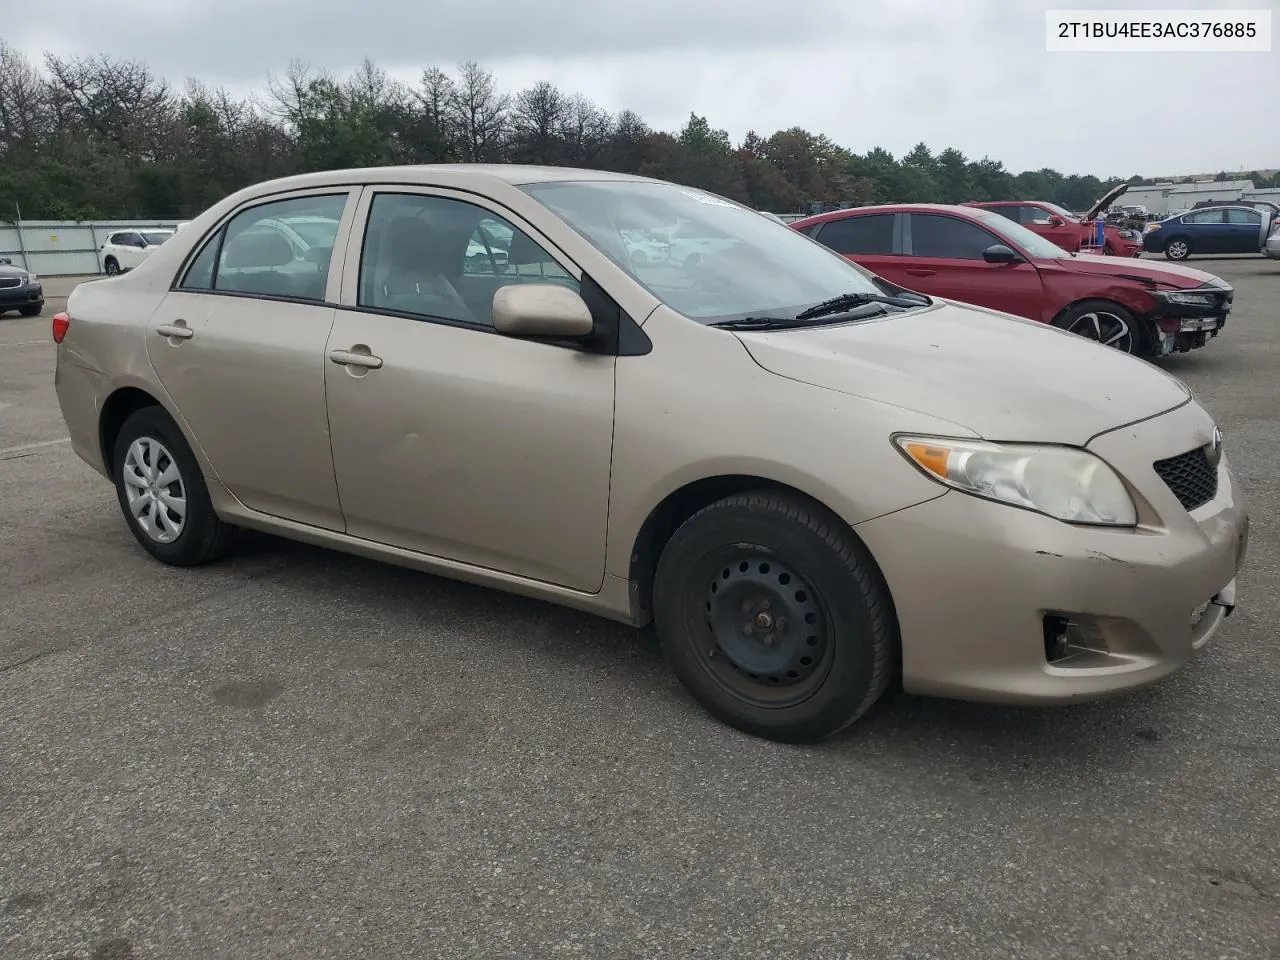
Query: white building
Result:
<box><xmin>1124</xmin><ymin>179</ymin><xmax>1269</xmax><ymax>216</ymax></box>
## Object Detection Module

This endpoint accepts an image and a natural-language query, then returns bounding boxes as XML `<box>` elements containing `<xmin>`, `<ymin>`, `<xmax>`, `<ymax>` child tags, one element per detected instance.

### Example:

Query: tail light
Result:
<box><xmin>51</xmin><ymin>311</ymin><xmax>70</xmax><ymax>344</ymax></box>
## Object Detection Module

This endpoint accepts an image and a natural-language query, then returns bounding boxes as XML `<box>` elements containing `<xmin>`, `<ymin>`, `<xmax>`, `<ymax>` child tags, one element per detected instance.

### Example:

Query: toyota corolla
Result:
<box><xmin>52</xmin><ymin>165</ymin><xmax>1249</xmax><ymax>742</ymax></box>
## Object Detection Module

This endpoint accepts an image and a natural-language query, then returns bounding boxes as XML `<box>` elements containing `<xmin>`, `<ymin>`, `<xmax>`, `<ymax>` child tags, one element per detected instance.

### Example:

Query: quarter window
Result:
<box><xmin>909</xmin><ymin>214</ymin><xmax>1001</xmax><ymax>259</ymax></box>
<box><xmin>814</xmin><ymin>214</ymin><xmax>895</xmax><ymax>255</ymax></box>
<box><xmin>178</xmin><ymin>193</ymin><xmax>347</xmax><ymax>300</ymax></box>
<box><xmin>358</xmin><ymin>192</ymin><xmax>578</xmax><ymax>327</ymax></box>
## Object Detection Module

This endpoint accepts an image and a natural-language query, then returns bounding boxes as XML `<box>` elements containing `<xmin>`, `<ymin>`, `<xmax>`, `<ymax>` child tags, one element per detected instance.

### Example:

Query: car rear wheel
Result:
<box><xmin>112</xmin><ymin>406</ymin><xmax>237</xmax><ymax>566</ymax></box>
<box><xmin>652</xmin><ymin>491</ymin><xmax>896</xmax><ymax>743</ymax></box>
<box><xmin>1054</xmin><ymin>300</ymin><xmax>1146</xmax><ymax>356</ymax></box>
<box><xmin>1164</xmin><ymin>238</ymin><xmax>1191</xmax><ymax>260</ymax></box>
<box><xmin>104</xmin><ymin>257</ymin><xmax>121</xmax><ymax>276</ymax></box>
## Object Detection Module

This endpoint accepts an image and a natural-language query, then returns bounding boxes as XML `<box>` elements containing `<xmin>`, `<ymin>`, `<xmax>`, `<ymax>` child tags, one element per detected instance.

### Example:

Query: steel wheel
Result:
<box><xmin>698</xmin><ymin>547</ymin><xmax>834</xmax><ymax>707</ymax></box>
<box><xmin>1063</xmin><ymin>309</ymin><xmax>1134</xmax><ymax>352</ymax></box>
<box><xmin>1165</xmin><ymin>239</ymin><xmax>1190</xmax><ymax>260</ymax></box>
<box><xmin>121</xmin><ymin>436</ymin><xmax>187</xmax><ymax>543</ymax></box>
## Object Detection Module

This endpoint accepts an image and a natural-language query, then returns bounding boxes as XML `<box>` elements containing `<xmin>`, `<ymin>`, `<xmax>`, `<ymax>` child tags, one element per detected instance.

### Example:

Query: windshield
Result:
<box><xmin>1042</xmin><ymin>202</ymin><xmax>1075</xmax><ymax>219</ymax></box>
<box><xmin>522</xmin><ymin>180</ymin><xmax>885</xmax><ymax>323</ymax></box>
<box><xmin>142</xmin><ymin>231</ymin><xmax>173</xmax><ymax>246</ymax></box>
<box><xmin>971</xmin><ymin>209</ymin><xmax>1073</xmax><ymax>260</ymax></box>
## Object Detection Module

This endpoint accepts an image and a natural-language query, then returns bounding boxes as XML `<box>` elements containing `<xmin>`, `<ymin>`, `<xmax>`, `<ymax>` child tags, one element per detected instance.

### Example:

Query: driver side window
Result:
<box><xmin>358</xmin><ymin>193</ymin><xmax>579</xmax><ymax>328</ymax></box>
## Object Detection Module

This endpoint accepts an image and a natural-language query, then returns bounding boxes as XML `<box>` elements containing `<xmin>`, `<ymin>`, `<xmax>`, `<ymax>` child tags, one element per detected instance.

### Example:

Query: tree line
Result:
<box><xmin>1</xmin><ymin>42</ymin><xmax>1276</xmax><ymax>222</ymax></box>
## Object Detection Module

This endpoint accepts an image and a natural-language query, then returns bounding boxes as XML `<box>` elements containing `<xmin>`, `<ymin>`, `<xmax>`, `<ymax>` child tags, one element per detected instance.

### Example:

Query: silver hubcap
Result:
<box><xmin>1168</xmin><ymin>241</ymin><xmax>1188</xmax><ymax>258</ymax></box>
<box><xmin>1067</xmin><ymin>311</ymin><xmax>1134</xmax><ymax>352</ymax></box>
<box><xmin>122</xmin><ymin>437</ymin><xmax>187</xmax><ymax>543</ymax></box>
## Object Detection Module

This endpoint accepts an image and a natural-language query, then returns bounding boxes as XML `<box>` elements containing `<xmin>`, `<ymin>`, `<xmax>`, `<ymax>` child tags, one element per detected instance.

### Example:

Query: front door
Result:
<box><xmin>902</xmin><ymin>212</ymin><xmax>1046</xmax><ymax>321</ymax></box>
<box><xmin>145</xmin><ymin>190</ymin><xmax>356</xmax><ymax>530</ymax></box>
<box><xmin>323</xmin><ymin>188</ymin><xmax>616</xmax><ymax>593</ymax></box>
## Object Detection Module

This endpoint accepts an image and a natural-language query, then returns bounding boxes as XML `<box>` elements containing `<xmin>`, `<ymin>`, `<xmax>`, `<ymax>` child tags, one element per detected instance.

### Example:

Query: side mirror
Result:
<box><xmin>982</xmin><ymin>244</ymin><xmax>1021</xmax><ymax>264</ymax></box>
<box><xmin>0</xmin><ymin>257</ymin><xmax>10</xmax><ymax>265</ymax></box>
<box><xmin>1048</xmin><ymin>216</ymin><xmax>1065</xmax><ymax>226</ymax></box>
<box><xmin>492</xmin><ymin>283</ymin><xmax>594</xmax><ymax>338</ymax></box>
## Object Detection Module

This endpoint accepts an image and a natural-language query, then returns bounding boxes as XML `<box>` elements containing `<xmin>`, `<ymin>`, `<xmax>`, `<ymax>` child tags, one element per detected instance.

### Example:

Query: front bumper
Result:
<box><xmin>856</xmin><ymin>401</ymin><xmax>1248</xmax><ymax>706</ymax></box>
<box><xmin>1148</xmin><ymin>284</ymin><xmax>1233</xmax><ymax>355</ymax></box>
<box><xmin>0</xmin><ymin>281</ymin><xmax>43</xmax><ymax>310</ymax></box>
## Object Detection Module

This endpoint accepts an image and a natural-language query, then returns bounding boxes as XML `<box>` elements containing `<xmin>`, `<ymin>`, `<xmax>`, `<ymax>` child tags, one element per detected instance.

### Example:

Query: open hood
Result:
<box><xmin>1083</xmin><ymin>182</ymin><xmax>1130</xmax><ymax>222</ymax></box>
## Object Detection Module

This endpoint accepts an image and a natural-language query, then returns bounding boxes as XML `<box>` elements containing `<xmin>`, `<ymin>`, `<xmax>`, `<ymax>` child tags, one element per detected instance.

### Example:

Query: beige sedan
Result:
<box><xmin>52</xmin><ymin>165</ymin><xmax>1249</xmax><ymax>742</ymax></box>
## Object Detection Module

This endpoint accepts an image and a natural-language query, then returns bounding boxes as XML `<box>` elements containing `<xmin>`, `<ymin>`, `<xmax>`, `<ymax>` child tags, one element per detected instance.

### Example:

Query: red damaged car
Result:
<box><xmin>791</xmin><ymin>202</ymin><xmax>1232</xmax><ymax>357</ymax></box>
<box><xmin>965</xmin><ymin>184</ymin><xmax>1143</xmax><ymax>257</ymax></box>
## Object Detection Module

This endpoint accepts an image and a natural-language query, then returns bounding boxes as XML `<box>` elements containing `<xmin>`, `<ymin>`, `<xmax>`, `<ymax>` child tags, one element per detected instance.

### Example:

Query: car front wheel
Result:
<box><xmin>1054</xmin><ymin>300</ymin><xmax>1147</xmax><ymax>356</ymax></box>
<box><xmin>112</xmin><ymin>406</ymin><xmax>236</xmax><ymax>566</ymax></box>
<box><xmin>1164</xmin><ymin>238</ymin><xmax>1191</xmax><ymax>260</ymax></box>
<box><xmin>653</xmin><ymin>491</ymin><xmax>896</xmax><ymax>743</ymax></box>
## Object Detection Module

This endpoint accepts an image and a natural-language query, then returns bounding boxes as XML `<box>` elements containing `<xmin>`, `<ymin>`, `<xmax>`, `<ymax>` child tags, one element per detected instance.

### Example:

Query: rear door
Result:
<box><xmin>809</xmin><ymin>212</ymin><xmax>902</xmax><ymax>283</ymax></box>
<box><xmin>1224</xmin><ymin>207</ymin><xmax>1265</xmax><ymax>252</ymax></box>
<box><xmin>903</xmin><ymin>212</ymin><xmax>1046</xmax><ymax>320</ymax></box>
<box><xmin>145</xmin><ymin>189</ymin><xmax>358</xmax><ymax>530</ymax></box>
<box><xmin>118</xmin><ymin>232</ymin><xmax>147</xmax><ymax>270</ymax></box>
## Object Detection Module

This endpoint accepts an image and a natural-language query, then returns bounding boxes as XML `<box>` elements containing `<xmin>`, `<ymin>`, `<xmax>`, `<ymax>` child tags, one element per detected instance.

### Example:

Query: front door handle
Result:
<box><xmin>905</xmin><ymin>268</ymin><xmax>936</xmax><ymax>277</ymax></box>
<box><xmin>155</xmin><ymin>320</ymin><xmax>193</xmax><ymax>340</ymax></box>
<box><xmin>328</xmin><ymin>347</ymin><xmax>383</xmax><ymax>370</ymax></box>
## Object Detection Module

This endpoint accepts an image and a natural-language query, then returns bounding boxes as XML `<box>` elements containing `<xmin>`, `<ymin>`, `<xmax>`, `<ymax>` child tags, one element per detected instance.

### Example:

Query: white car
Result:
<box><xmin>100</xmin><ymin>229</ymin><xmax>176</xmax><ymax>275</ymax></box>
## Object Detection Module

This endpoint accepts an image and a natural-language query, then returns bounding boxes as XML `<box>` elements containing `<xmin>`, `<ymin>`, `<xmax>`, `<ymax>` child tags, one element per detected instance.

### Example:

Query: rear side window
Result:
<box><xmin>178</xmin><ymin>193</ymin><xmax>347</xmax><ymax>300</ymax></box>
<box><xmin>909</xmin><ymin>214</ymin><xmax>1001</xmax><ymax>259</ymax></box>
<box><xmin>814</xmin><ymin>214</ymin><xmax>895</xmax><ymax>255</ymax></box>
<box><xmin>1225</xmin><ymin>208</ymin><xmax>1261</xmax><ymax>224</ymax></box>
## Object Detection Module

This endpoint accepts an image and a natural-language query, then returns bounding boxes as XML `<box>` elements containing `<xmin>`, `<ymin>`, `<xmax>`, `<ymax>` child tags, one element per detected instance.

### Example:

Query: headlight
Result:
<box><xmin>1156</xmin><ymin>290</ymin><xmax>1217</xmax><ymax>306</ymax></box>
<box><xmin>26</xmin><ymin>272</ymin><xmax>38</xmax><ymax>283</ymax></box>
<box><xmin>1144</xmin><ymin>223</ymin><xmax>1161</xmax><ymax>233</ymax></box>
<box><xmin>894</xmin><ymin>436</ymin><xmax>1137</xmax><ymax>526</ymax></box>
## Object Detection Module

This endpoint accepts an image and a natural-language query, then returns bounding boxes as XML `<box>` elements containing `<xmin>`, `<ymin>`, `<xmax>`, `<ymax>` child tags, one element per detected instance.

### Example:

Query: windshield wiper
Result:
<box><xmin>794</xmin><ymin>291</ymin><xmax>929</xmax><ymax>320</ymax></box>
<box><xmin>709</xmin><ymin>302</ymin><xmax>894</xmax><ymax>330</ymax></box>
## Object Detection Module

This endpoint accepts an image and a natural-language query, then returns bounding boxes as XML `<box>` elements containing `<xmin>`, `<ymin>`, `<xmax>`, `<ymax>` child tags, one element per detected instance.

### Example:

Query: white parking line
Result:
<box><xmin>0</xmin><ymin>437</ymin><xmax>71</xmax><ymax>457</ymax></box>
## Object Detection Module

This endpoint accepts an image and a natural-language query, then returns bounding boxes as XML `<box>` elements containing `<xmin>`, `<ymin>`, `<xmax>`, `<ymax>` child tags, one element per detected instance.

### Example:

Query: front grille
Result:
<box><xmin>1153</xmin><ymin>447</ymin><xmax>1218</xmax><ymax>511</ymax></box>
<box><xmin>0</xmin><ymin>277</ymin><xmax>20</xmax><ymax>289</ymax></box>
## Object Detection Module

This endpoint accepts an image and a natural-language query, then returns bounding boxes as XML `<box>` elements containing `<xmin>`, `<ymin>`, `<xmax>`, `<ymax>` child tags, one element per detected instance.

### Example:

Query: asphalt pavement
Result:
<box><xmin>2</xmin><ymin>264</ymin><xmax>1278</xmax><ymax>960</ymax></box>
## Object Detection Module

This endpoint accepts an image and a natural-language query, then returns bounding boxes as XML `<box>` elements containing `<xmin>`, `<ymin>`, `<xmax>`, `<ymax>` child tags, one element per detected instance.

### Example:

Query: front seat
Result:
<box><xmin>378</xmin><ymin>217</ymin><xmax>477</xmax><ymax>324</ymax></box>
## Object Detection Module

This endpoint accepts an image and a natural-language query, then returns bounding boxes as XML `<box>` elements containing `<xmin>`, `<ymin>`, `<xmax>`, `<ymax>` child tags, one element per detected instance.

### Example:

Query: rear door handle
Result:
<box><xmin>155</xmin><ymin>321</ymin><xmax>193</xmax><ymax>340</ymax></box>
<box><xmin>905</xmin><ymin>268</ymin><xmax>936</xmax><ymax>277</ymax></box>
<box><xmin>328</xmin><ymin>347</ymin><xmax>383</xmax><ymax>370</ymax></box>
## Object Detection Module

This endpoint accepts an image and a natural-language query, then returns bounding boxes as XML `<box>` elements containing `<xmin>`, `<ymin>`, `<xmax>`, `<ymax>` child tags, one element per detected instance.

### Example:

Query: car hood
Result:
<box><xmin>1083</xmin><ymin>182</ymin><xmax>1129</xmax><ymax>222</ymax></box>
<box><xmin>0</xmin><ymin>264</ymin><xmax>30</xmax><ymax>279</ymax></box>
<box><xmin>734</xmin><ymin>302</ymin><xmax>1190</xmax><ymax>446</ymax></box>
<box><xmin>1049</xmin><ymin>252</ymin><xmax>1223</xmax><ymax>290</ymax></box>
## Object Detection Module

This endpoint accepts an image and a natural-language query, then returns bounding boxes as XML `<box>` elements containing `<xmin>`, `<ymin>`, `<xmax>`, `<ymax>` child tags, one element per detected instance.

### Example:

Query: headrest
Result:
<box><xmin>223</xmin><ymin>230</ymin><xmax>294</xmax><ymax>269</ymax></box>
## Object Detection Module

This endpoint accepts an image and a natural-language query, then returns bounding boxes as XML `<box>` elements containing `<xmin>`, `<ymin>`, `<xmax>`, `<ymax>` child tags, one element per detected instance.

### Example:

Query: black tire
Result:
<box><xmin>1053</xmin><ymin>299</ymin><xmax>1149</xmax><ymax>356</ymax></box>
<box><xmin>104</xmin><ymin>257</ymin><xmax>121</xmax><ymax>276</ymax></box>
<box><xmin>1164</xmin><ymin>237</ymin><xmax>1191</xmax><ymax>261</ymax></box>
<box><xmin>111</xmin><ymin>406</ymin><xmax>237</xmax><ymax>566</ymax></box>
<box><xmin>652</xmin><ymin>491</ymin><xmax>896</xmax><ymax>743</ymax></box>
<box><xmin>20</xmin><ymin>303</ymin><xmax>42</xmax><ymax>317</ymax></box>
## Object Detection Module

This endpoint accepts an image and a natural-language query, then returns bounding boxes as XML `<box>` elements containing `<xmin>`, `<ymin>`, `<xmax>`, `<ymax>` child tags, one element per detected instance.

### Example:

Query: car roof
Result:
<box><xmin>240</xmin><ymin>163</ymin><xmax>662</xmax><ymax>196</ymax></box>
<box><xmin>792</xmin><ymin>203</ymin><xmax>989</xmax><ymax>228</ymax></box>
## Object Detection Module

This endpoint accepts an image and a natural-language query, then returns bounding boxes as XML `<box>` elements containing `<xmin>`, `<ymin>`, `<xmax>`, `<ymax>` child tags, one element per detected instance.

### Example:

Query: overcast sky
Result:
<box><xmin>6</xmin><ymin>0</ymin><xmax>1277</xmax><ymax>178</ymax></box>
